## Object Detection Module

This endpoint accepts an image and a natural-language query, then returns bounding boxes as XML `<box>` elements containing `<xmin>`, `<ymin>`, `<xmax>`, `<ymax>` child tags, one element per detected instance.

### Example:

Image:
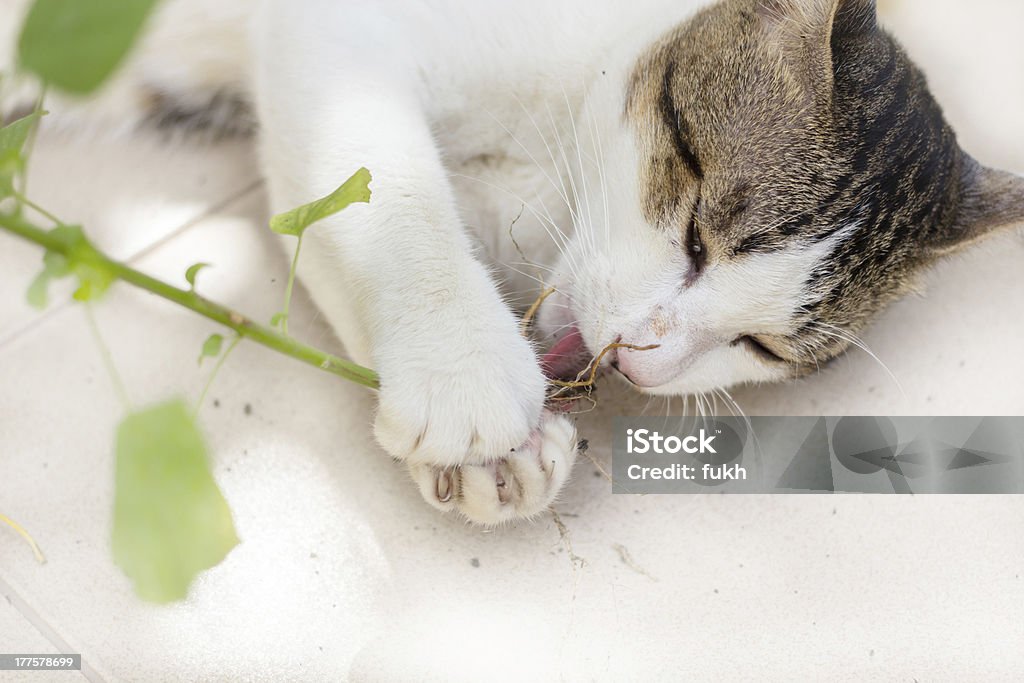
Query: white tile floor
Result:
<box><xmin>1</xmin><ymin>1</ymin><xmax>1023</xmax><ymax>681</ymax></box>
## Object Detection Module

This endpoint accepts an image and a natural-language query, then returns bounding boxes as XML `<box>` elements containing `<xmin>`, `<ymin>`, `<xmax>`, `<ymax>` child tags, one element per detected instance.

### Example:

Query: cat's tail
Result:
<box><xmin>0</xmin><ymin>0</ymin><xmax>254</xmax><ymax>136</ymax></box>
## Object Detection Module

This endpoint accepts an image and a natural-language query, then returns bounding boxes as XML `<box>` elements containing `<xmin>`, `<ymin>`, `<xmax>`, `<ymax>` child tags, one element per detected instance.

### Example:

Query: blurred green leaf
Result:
<box><xmin>18</xmin><ymin>0</ymin><xmax>160</xmax><ymax>95</ymax></box>
<box><xmin>270</xmin><ymin>312</ymin><xmax>286</xmax><ymax>329</ymax></box>
<box><xmin>26</xmin><ymin>225</ymin><xmax>115</xmax><ymax>308</ymax></box>
<box><xmin>25</xmin><ymin>250</ymin><xmax>69</xmax><ymax>309</ymax></box>
<box><xmin>198</xmin><ymin>333</ymin><xmax>223</xmax><ymax>365</ymax></box>
<box><xmin>185</xmin><ymin>262</ymin><xmax>210</xmax><ymax>291</ymax></box>
<box><xmin>0</xmin><ymin>111</ymin><xmax>42</xmax><ymax>197</ymax></box>
<box><xmin>270</xmin><ymin>167</ymin><xmax>371</xmax><ymax>237</ymax></box>
<box><xmin>112</xmin><ymin>399</ymin><xmax>239</xmax><ymax>603</ymax></box>
<box><xmin>0</xmin><ymin>111</ymin><xmax>41</xmax><ymax>155</ymax></box>
<box><xmin>70</xmin><ymin>261</ymin><xmax>114</xmax><ymax>302</ymax></box>
<box><xmin>55</xmin><ymin>225</ymin><xmax>114</xmax><ymax>303</ymax></box>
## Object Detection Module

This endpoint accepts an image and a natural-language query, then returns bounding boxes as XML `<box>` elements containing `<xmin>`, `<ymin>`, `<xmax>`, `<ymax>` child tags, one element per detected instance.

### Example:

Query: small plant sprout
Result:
<box><xmin>269</xmin><ymin>167</ymin><xmax>372</xmax><ymax>335</ymax></box>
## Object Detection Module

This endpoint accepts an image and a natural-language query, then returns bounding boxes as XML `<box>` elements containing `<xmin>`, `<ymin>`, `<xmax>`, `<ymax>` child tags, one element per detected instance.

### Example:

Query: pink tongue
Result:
<box><xmin>541</xmin><ymin>327</ymin><xmax>589</xmax><ymax>381</ymax></box>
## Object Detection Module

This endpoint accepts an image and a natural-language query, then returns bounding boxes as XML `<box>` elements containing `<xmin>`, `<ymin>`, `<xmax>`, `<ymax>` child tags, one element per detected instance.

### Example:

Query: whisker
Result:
<box><xmin>484</xmin><ymin>107</ymin><xmax>577</xmax><ymax>225</ymax></box>
<box><xmin>809</xmin><ymin>321</ymin><xmax>906</xmax><ymax>397</ymax></box>
<box><xmin>508</xmin><ymin>93</ymin><xmax>584</xmax><ymax>230</ymax></box>
<box><xmin>450</xmin><ymin>171</ymin><xmax>582</xmax><ymax>280</ymax></box>
<box><xmin>586</xmin><ymin>100</ymin><xmax>612</xmax><ymax>252</ymax></box>
<box><xmin>560</xmin><ymin>84</ymin><xmax>597</xmax><ymax>258</ymax></box>
<box><xmin>543</xmin><ymin>99</ymin><xmax>590</xmax><ymax>260</ymax></box>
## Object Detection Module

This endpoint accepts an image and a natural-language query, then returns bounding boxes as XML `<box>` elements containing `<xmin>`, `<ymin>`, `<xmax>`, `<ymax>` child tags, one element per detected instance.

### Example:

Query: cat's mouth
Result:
<box><xmin>540</xmin><ymin>327</ymin><xmax>592</xmax><ymax>382</ymax></box>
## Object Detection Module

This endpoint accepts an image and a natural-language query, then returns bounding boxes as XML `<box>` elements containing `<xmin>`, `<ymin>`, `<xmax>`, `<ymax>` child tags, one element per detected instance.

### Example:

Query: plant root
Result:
<box><xmin>550</xmin><ymin>506</ymin><xmax>586</xmax><ymax>571</ymax></box>
<box><xmin>0</xmin><ymin>512</ymin><xmax>46</xmax><ymax>564</ymax></box>
<box><xmin>520</xmin><ymin>287</ymin><xmax>556</xmax><ymax>337</ymax></box>
<box><xmin>613</xmin><ymin>543</ymin><xmax>658</xmax><ymax>582</ymax></box>
<box><xmin>546</xmin><ymin>341</ymin><xmax>661</xmax><ymax>407</ymax></box>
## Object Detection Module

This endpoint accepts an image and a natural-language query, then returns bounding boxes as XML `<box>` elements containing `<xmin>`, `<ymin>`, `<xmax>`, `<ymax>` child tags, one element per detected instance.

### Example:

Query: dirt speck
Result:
<box><xmin>470</xmin><ymin>558</ymin><xmax>480</xmax><ymax>568</ymax></box>
<box><xmin>244</xmin><ymin>403</ymin><xmax>252</xmax><ymax>416</ymax></box>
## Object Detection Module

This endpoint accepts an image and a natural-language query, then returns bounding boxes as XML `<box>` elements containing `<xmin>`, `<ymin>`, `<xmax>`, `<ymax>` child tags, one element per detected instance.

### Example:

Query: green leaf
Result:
<box><xmin>24</xmin><ymin>250</ymin><xmax>69</xmax><ymax>309</ymax></box>
<box><xmin>270</xmin><ymin>167</ymin><xmax>372</xmax><ymax>237</ymax></box>
<box><xmin>26</xmin><ymin>225</ymin><xmax>116</xmax><ymax>308</ymax></box>
<box><xmin>270</xmin><ymin>312</ymin><xmax>286</xmax><ymax>329</ymax></box>
<box><xmin>25</xmin><ymin>271</ymin><xmax>50</xmax><ymax>309</ymax></box>
<box><xmin>198</xmin><ymin>333</ymin><xmax>224</xmax><ymax>365</ymax></box>
<box><xmin>18</xmin><ymin>0</ymin><xmax>161</xmax><ymax>95</ymax></box>
<box><xmin>185</xmin><ymin>262</ymin><xmax>210</xmax><ymax>291</ymax></box>
<box><xmin>70</xmin><ymin>261</ymin><xmax>115</xmax><ymax>303</ymax></box>
<box><xmin>54</xmin><ymin>225</ymin><xmax>113</xmax><ymax>302</ymax></box>
<box><xmin>112</xmin><ymin>399</ymin><xmax>239</xmax><ymax>603</ymax></box>
<box><xmin>0</xmin><ymin>111</ymin><xmax>41</xmax><ymax>155</ymax></box>
<box><xmin>0</xmin><ymin>111</ymin><xmax>42</xmax><ymax>198</ymax></box>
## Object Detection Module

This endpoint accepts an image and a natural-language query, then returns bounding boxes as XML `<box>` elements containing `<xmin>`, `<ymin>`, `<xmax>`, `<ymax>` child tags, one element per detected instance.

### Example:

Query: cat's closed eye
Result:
<box><xmin>733</xmin><ymin>335</ymin><xmax>788</xmax><ymax>364</ymax></box>
<box><xmin>685</xmin><ymin>196</ymin><xmax>706</xmax><ymax>271</ymax></box>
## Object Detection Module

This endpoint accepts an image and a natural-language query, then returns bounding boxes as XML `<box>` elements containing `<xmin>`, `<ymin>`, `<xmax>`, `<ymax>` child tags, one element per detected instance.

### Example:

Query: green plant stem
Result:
<box><xmin>13</xmin><ymin>190</ymin><xmax>63</xmax><ymax>226</ymax></box>
<box><xmin>84</xmin><ymin>303</ymin><xmax>132</xmax><ymax>409</ymax></box>
<box><xmin>0</xmin><ymin>212</ymin><xmax>381</xmax><ymax>389</ymax></box>
<box><xmin>280</xmin><ymin>234</ymin><xmax>302</xmax><ymax>336</ymax></box>
<box><xmin>195</xmin><ymin>334</ymin><xmax>241</xmax><ymax>417</ymax></box>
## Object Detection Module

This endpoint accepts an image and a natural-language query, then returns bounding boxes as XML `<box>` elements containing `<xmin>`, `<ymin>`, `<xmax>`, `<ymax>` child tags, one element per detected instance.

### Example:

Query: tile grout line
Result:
<box><xmin>0</xmin><ymin>177</ymin><xmax>265</xmax><ymax>350</ymax></box>
<box><xmin>0</xmin><ymin>573</ymin><xmax>105</xmax><ymax>683</ymax></box>
<box><xmin>125</xmin><ymin>177</ymin><xmax>266</xmax><ymax>265</ymax></box>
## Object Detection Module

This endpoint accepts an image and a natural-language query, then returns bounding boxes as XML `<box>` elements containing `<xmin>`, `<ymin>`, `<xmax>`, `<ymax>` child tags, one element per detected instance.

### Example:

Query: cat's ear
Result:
<box><xmin>756</xmin><ymin>0</ymin><xmax>877</xmax><ymax>102</ymax></box>
<box><xmin>929</xmin><ymin>156</ymin><xmax>1024</xmax><ymax>256</ymax></box>
<box><xmin>831</xmin><ymin>0</ymin><xmax>877</xmax><ymax>39</ymax></box>
<box><xmin>756</xmin><ymin>0</ymin><xmax>876</xmax><ymax>37</ymax></box>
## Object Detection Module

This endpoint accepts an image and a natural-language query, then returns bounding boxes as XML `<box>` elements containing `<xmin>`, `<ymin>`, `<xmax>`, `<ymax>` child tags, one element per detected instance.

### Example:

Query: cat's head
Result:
<box><xmin>537</xmin><ymin>0</ymin><xmax>1024</xmax><ymax>395</ymax></box>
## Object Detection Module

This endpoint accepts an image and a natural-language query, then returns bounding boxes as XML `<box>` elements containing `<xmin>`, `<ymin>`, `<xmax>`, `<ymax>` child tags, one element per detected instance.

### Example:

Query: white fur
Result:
<box><xmin>2</xmin><ymin>0</ymin><xmax>855</xmax><ymax>522</ymax></box>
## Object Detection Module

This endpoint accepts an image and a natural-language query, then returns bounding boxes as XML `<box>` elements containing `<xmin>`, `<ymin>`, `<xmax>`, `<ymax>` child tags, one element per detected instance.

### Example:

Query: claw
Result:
<box><xmin>496</xmin><ymin>468</ymin><xmax>512</xmax><ymax>505</ymax></box>
<box><xmin>436</xmin><ymin>469</ymin><xmax>453</xmax><ymax>503</ymax></box>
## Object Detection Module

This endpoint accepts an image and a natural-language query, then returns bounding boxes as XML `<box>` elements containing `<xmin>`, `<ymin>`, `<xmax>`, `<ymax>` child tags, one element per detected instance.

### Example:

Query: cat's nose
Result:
<box><xmin>611</xmin><ymin>344</ymin><xmax>661</xmax><ymax>388</ymax></box>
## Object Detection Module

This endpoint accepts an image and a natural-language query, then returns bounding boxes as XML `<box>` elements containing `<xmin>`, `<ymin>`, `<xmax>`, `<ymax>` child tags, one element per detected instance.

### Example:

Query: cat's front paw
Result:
<box><xmin>407</xmin><ymin>411</ymin><xmax>579</xmax><ymax>524</ymax></box>
<box><xmin>372</xmin><ymin>329</ymin><xmax>547</xmax><ymax>468</ymax></box>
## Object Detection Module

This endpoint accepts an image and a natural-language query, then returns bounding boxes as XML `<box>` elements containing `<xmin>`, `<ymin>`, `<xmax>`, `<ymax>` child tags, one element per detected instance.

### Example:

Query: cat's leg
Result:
<box><xmin>253</xmin><ymin>6</ymin><xmax>578</xmax><ymax>523</ymax></box>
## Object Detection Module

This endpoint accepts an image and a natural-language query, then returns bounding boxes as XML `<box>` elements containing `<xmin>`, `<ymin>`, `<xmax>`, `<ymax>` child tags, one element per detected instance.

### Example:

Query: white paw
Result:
<box><xmin>372</xmin><ymin>326</ymin><xmax>547</xmax><ymax>468</ymax></box>
<box><xmin>407</xmin><ymin>412</ymin><xmax>579</xmax><ymax>524</ymax></box>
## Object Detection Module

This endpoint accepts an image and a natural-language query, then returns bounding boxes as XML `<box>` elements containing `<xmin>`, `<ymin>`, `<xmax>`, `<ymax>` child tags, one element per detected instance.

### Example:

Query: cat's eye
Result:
<box><xmin>685</xmin><ymin>197</ymin><xmax>706</xmax><ymax>271</ymax></box>
<box><xmin>733</xmin><ymin>335</ymin><xmax>788</xmax><ymax>364</ymax></box>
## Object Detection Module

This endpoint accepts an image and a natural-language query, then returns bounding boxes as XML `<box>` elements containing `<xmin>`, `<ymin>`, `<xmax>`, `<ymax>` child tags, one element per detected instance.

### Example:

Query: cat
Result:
<box><xmin>4</xmin><ymin>0</ymin><xmax>1023</xmax><ymax>524</ymax></box>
